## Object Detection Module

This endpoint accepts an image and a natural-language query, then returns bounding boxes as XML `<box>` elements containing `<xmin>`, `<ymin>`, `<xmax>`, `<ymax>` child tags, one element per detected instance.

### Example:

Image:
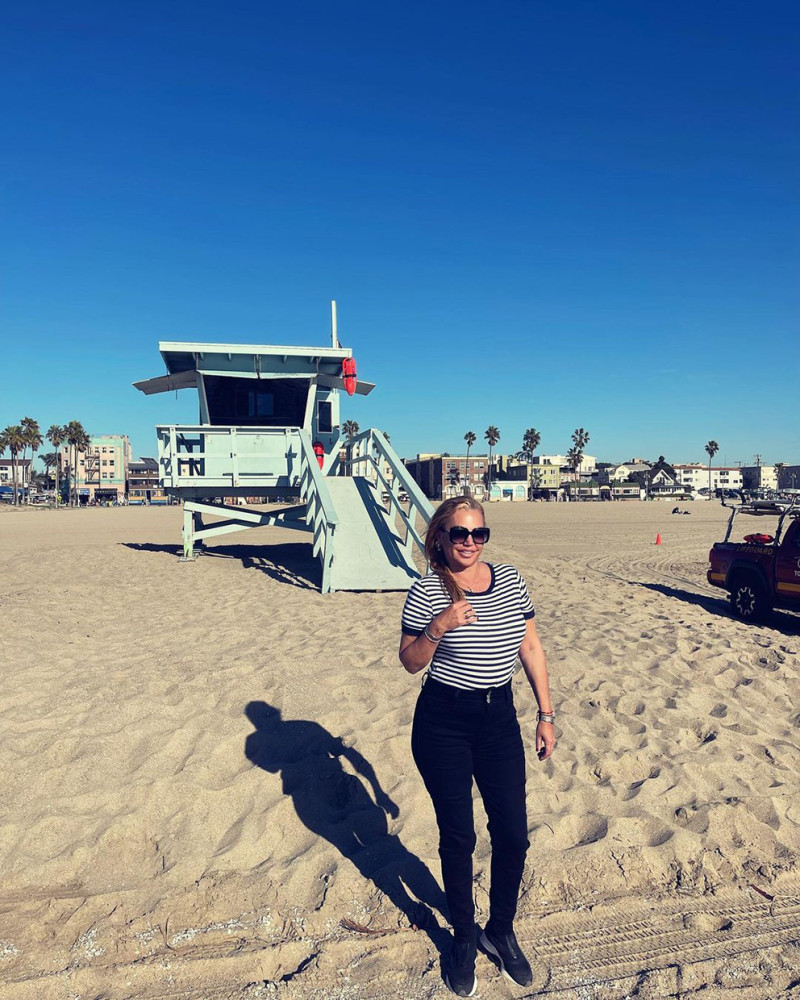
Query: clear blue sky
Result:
<box><xmin>2</xmin><ymin>0</ymin><xmax>798</xmax><ymax>467</ymax></box>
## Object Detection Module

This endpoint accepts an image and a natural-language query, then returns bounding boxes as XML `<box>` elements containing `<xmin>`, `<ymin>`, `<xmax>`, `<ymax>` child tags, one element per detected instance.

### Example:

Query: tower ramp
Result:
<box><xmin>324</xmin><ymin>477</ymin><xmax>421</xmax><ymax>591</ymax></box>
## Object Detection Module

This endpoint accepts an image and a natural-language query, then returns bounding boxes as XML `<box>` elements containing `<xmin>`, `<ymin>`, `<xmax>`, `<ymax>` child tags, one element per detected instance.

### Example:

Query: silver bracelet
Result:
<box><xmin>423</xmin><ymin>624</ymin><xmax>442</xmax><ymax>643</ymax></box>
<box><xmin>538</xmin><ymin>712</ymin><xmax>555</xmax><ymax>724</ymax></box>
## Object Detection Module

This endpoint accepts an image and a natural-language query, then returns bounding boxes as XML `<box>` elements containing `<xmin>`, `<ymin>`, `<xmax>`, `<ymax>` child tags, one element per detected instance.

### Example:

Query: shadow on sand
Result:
<box><xmin>244</xmin><ymin>700</ymin><xmax>450</xmax><ymax>953</ymax></box>
<box><xmin>635</xmin><ymin>582</ymin><xmax>800</xmax><ymax>634</ymax></box>
<box><xmin>122</xmin><ymin>541</ymin><xmax>319</xmax><ymax>589</ymax></box>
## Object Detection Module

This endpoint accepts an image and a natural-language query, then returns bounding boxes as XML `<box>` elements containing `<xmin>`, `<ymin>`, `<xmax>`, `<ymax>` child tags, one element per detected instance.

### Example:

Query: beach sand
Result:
<box><xmin>1</xmin><ymin>501</ymin><xmax>799</xmax><ymax>999</ymax></box>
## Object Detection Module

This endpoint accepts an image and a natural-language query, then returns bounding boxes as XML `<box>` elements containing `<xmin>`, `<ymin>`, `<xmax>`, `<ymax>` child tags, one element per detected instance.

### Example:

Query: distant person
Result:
<box><xmin>399</xmin><ymin>495</ymin><xmax>556</xmax><ymax>996</ymax></box>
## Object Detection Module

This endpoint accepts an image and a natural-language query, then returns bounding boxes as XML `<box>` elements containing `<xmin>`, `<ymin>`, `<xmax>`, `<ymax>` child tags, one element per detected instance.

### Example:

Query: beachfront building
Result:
<box><xmin>488</xmin><ymin>481</ymin><xmax>528</xmax><ymax>501</ymax></box>
<box><xmin>608</xmin><ymin>481</ymin><xmax>644</xmax><ymax>500</ymax></box>
<box><xmin>674</xmin><ymin>464</ymin><xmax>743</xmax><ymax>494</ymax></box>
<box><xmin>778</xmin><ymin>465</ymin><xmax>800</xmax><ymax>491</ymax></box>
<box><xmin>0</xmin><ymin>458</ymin><xmax>31</xmax><ymax>487</ymax></box>
<box><xmin>127</xmin><ymin>457</ymin><xmax>169</xmax><ymax>504</ymax></box>
<box><xmin>599</xmin><ymin>461</ymin><xmax>652</xmax><ymax>484</ymax></box>
<box><xmin>504</xmin><ymin>459</ymin><xmax>561</xmax><ymax>498</ymax></box>
<box><xmin>0</xmin><ymin>458</ymin><xmax>31</xmax><ymax>501</ymax></box>
<box><xmin>565</xmin><ymin>478</ymin><xmax>601</xmax><ymax>499</ymax></box>
<box><xmin>403</xmin><ymin>454</ymin><xmax>490</xmax><ymax>500</ymax></box>
<box><xmin>537</xmin><ymin>453</ymin><xmax>597</xmax><ymax>475</ymax></box>
<box><xmin>740</xmin><ymin>465</ymin><xmax>777</xmax><ymax>491</ymax></box>
<box><xmin>60</xmin><ymin>435</ymin><xmax>132</xmax><ymax>503</ymax></box>
<box><xmin>645</xmin><ymin>462</ymin><xmax>688</xmax><ymax>499</ymax></box>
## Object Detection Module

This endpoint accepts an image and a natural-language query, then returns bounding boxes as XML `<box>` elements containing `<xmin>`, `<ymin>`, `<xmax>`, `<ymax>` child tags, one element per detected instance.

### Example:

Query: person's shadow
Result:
<box><xmin>244</xmin><ymin>701</ymin><xmax>450</xmax><ymax>950</ymax></box>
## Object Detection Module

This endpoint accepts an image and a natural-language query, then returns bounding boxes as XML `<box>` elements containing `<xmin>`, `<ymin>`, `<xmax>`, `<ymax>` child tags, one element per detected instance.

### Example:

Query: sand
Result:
<box><xmin>1</xmin><ymin>500</ymin><xmax>799</xmax><ymax>999</ymax></box>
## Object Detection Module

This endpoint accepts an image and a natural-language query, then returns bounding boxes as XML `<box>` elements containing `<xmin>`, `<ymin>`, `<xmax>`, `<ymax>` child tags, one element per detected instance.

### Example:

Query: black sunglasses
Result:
<box><xmin>442</xmin><ymin>525</ymin><xmax>491</xmax><ymax>545</ymax></box>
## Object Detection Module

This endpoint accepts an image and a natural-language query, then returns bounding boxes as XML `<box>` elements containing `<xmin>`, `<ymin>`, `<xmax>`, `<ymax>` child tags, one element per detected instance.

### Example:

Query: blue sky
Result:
<box><xmin>2</xmin><ymin>0</ymin><xmax>798</xmax><ymax>467</ymax></box>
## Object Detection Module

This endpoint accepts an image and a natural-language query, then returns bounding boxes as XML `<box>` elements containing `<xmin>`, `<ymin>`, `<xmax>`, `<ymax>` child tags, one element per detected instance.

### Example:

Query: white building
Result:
<box><xmin>0</xmin><ymin>459</ymin><xmax>31</xmax><ymax>486</ymax></box>
<box><xmin>603</xmin><ymin>461</ymin><xmax>651</xmax><ymax>483</ymax></box>
<box><xmin>674</xmin><ymin>464</ymin><xmax>743</xmax><ymax>493</ymax></box>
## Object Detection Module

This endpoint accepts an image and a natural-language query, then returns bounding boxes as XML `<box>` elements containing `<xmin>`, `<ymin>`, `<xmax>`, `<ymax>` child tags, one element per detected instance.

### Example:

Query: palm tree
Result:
<box><xmin>774</xmin><ymin>462</ymin><xmax>785</xmax><ymax>491</ymax></box>
<box><xmin>464</xmin><ymin>431</ymin><xmax>476</xmax><ymax>460</ymax></box>
<box><xmin>1</xmin><ymin>425</ymin><xmax>25</xmax><ymax>505</ymax></box>
<box><xmin>342</xmin><ymin>420</ymin><xmax>360</xmax><ymax>440</ymax></box>
<box><xmin>41</xmin><ymin>452</ymin><xmax>59</xmax><ymax>491</ymax></box>
<box><xmin>46</xmin><ymin>424</ymin><xmax>67</xmax><ymax>504</ymax></box>
<box><xmin>522</xmin><ymin>428</ymin><xmax>541</xmax><ymax>461</ymax></box>
<box><xmin>568</xmin><ymin>427</ymin><xmax>590</xmax><ymax>499</ymax></box>
<box><xmin>78</xmin><ymin>428</ymin><xmax>91</xmax><ymax>503</ymax></box>
<box><xmin>341</xmin><ymin>420</ymin><xmax>360</xmax><ymax>476</ymax></box>
<box><xmin>705</xmin><ymin>440</ymin><xmax>719</xmax><ymax>496</ymax></box>
<box><xmin>21</xmin><ymin>417</ymin><xmax>42</xmax><ymax>504</ymax></box>
<box><xmin>521</xmin><ymin>428</ymin><xmax>541</xmax><ymax>499</ymax></box>
<box><xmin>66</xmin><ymin>421</ymin><xmax>90</xmax><ymax>506</ymax></box>
<box><xmin>0</xmin><ymin>429</ymin><xmax>7</xmax><ymax>501</ymax></box>
<box><xmin>484</xmin><ymin>426</ymin><xmax>500</xmax><ymax>494</ymax></box>
<box><xmin>463</xmin><ymin>431</ymin><xmax>476</xmax><ymax>495</ymax></box>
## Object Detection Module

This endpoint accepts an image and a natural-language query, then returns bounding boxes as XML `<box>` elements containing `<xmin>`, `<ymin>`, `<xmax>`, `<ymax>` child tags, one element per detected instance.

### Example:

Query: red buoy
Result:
<box><xmin>312</xmin><ymin>440</ymin><xmax>325</xmax><ymax>469</ymax></box>
<box><xmin>342</xmin><ymin>357</ymin><xmax>357</xmax><ymax>396</ymax></box>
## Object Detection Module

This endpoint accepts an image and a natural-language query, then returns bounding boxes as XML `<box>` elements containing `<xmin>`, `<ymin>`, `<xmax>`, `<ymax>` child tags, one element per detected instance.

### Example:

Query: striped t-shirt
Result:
<box><xmin>401</xmin><ymin>563</ymin><xmax>535</xmax><ymax>690</ymax></box>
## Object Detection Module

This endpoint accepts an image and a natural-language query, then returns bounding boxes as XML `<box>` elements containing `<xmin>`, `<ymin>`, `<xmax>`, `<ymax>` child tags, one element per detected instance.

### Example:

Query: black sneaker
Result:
<box><xmin>445</xmin><ymin>936</ymin><xmax>477</xmax><ymax>997</ymax></box>
<box><xmin>480</xmin><ymin>925</ymin><xmax>533</xmax><ymax>987</ymax></box>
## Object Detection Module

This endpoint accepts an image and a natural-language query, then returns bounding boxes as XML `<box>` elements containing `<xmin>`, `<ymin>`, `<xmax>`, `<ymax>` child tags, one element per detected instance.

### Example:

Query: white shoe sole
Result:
<box><xmin>444</xmin><ymin>972</ymin><xmax>477</xmax><ymax>997</ymax></box>
<box><xmin>480</xmin><ymin>931</ymin><xmax>530</xmax><ymax>987</ymax></box>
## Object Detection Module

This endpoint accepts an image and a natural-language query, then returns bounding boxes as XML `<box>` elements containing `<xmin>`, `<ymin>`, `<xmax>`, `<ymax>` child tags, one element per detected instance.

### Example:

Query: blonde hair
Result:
<box><xmin>425</xmin><ymin>495</ymin><xmax>486</xmax><ymax>603</ymax></box>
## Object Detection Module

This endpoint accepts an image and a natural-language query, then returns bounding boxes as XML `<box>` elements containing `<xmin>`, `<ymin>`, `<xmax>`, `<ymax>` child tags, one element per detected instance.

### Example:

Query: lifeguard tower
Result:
<box><xmin>133</xmin><ymin>306</ymin><xmax>433</xmax><ymax>592</ymax></box>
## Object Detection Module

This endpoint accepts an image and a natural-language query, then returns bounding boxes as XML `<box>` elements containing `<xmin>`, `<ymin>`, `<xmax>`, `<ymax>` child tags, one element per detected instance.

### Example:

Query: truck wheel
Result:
<box><xmin>729</xmin><ymin>575</ymin><xmax>771</xmax><ymax>623</ymax></box>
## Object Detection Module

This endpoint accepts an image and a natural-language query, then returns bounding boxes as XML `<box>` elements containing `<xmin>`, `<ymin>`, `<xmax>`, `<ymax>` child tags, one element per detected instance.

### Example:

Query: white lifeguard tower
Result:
<box><xmin>133</xmin><ymin>305</ymin><xmax>433</xmax><ymax>592</ymax></box>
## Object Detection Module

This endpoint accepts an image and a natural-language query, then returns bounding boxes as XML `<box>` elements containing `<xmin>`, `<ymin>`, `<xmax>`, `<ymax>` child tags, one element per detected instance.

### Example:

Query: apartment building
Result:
<box><xmin>534</xmin><ymin>453</ymin><xmax>597</xmax><ymax>474</ymax></box>
<box><xmin>778</xmin><ymin>466</ymin><xmax>800</xmax><ymax>491</ymax></box>
<box><xmin>127</xmin><ymin>457</ymin><xmax>169</xmax><ymax>504</ymax></box>
<box><xmin>0</xmin><ymin>459</ymin><xmax>32</xmax><ymax>487</ymax></box>
<box><xmin>673</xmin><ymin>464</ymin><xmax>743</xmax><ymax>493</ymax></box>
<box><xmin>61</xmin><ymin>434</ymin><xmax>132</xmax><ymax>502</ymax></box>
<box><xmin>403</xmin><ymin>454</ymin><xmax>490</xmax><ymax>499</ymax></box>
<box><xmin>740</xmin><ymin>465</ymin><xmax>777</xmax><ymax>491</ymax></box>
<box><xmin>504</xmin><ymin>461</ymin><xmax>561</xmax><ymax>495</ymax></box>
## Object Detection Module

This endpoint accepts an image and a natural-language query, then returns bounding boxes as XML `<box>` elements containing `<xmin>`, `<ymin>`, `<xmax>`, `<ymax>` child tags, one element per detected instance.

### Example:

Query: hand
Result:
<box><xmin>536</xmin><ymin>721</ymin><xmax>556</xmax><ymax>761</ymax></box>
<box><xmin>378</xmin><ymin>793</ymin><xmax>400</xmax><ymax>819</ymax></box>
<box><xmin>432</xmin><ymin>600</ymin><xmax>478</xmax><ymax>635</ymax></box>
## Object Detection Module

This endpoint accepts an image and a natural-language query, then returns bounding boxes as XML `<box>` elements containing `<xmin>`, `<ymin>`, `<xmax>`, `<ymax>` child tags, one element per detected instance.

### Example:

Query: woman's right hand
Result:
<box><xmin>432</xmin><ymin>600</ymin><xmax>478</xmax><ymax>635</ymax></box>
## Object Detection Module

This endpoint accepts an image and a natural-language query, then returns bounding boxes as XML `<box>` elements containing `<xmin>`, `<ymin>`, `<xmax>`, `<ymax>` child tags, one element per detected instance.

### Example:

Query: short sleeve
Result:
<box><xmin>401</xmin><ymin>579</ymin><xmax>433</xmax><ymax>636</ymax></box>
<box><xmin>516</xmin><ymin>570</ymin><xmax>535</xmax><ymax>619</ymax></box>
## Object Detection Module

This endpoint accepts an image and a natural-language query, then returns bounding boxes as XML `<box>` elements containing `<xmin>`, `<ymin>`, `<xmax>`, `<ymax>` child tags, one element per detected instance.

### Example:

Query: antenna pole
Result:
<box><xmin>331</xmin><ymin>300</ymin><xmax>338</xmax><ymax>348</ymax></box>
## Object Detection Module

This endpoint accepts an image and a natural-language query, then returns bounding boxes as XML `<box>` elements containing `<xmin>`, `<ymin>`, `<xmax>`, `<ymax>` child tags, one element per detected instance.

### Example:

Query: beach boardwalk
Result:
<box><xmin>134</xmin><ymin>320</ymin><xmax>432</xmax><ymax>592</ymax></box>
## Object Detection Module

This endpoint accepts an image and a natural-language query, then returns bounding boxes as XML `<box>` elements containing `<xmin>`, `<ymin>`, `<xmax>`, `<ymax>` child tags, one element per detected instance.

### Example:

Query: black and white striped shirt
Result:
<box><xmin>401</xmin><ymin>563</ymin><xmax>535</xmax><ymax>690</ymax></box>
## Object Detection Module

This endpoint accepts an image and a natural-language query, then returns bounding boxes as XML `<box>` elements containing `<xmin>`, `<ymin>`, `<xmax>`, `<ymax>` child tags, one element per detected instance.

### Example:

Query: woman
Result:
<box><xmin>400</xmin><ymin>495</ymin><xmax>555</xmax><ymax>997</ymax></box>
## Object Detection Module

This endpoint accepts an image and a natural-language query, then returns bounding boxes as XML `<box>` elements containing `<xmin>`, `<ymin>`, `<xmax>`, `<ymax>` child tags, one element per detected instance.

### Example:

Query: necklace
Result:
<box><xmin>458</xmin><ymin>564</ymin><xmax>488</xmax><ymax>593</ymax></box>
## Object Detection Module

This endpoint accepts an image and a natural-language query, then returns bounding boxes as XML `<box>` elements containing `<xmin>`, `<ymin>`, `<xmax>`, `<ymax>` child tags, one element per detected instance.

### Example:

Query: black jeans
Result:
<box><xmin>411</xmin><ymin>677</ymin><xmax>529</xmax><ymax>940</ymax></box>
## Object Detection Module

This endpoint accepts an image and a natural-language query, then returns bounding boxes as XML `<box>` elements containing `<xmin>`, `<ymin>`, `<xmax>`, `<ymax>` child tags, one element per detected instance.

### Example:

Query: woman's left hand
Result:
<box><xmin>536</xmin><ymin>721</ymin><xmax>556</xmax><ymax>761</ymax></box>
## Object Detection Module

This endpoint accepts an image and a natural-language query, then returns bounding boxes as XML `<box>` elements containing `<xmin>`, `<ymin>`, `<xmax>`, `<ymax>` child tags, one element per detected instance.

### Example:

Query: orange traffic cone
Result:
<box><xmin>655</xmin><ymin>533</ymin><xmax>662</xmax><ymax>545</ymax></box>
